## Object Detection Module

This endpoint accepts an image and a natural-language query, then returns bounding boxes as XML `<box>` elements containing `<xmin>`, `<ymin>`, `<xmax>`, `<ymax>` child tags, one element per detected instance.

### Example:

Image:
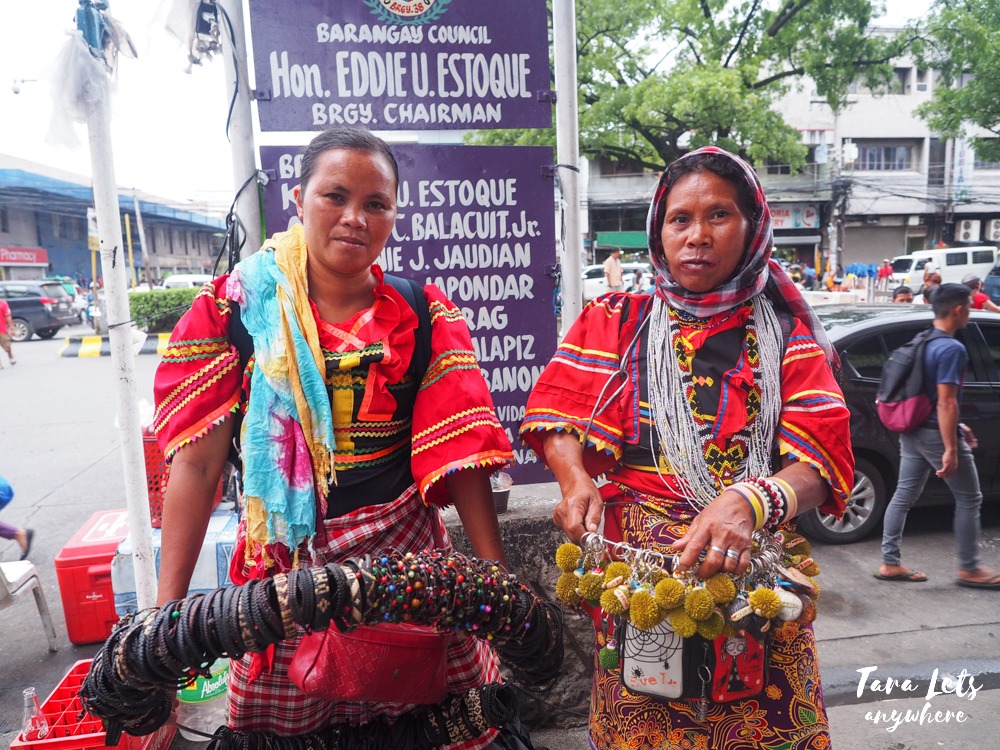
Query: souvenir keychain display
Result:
<box><xmin>554</xmin><ymin>528</ymin><xmax>820</xmax><ymax>715</ymax></box>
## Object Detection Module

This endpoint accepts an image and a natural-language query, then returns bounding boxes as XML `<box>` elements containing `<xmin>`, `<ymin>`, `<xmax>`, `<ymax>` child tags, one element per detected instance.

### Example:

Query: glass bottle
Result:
<box><xmin>22</xmin><ymin>687</ymin><xmax>50</xmax><ymax>741</ymax></box>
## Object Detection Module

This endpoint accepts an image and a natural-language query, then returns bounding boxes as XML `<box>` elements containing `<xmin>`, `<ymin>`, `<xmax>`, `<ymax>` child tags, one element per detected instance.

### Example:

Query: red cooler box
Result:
<box><xmin>54</xmin><ymin>509</ymin><xmax>129</xmax><ymax>645</ymax></box>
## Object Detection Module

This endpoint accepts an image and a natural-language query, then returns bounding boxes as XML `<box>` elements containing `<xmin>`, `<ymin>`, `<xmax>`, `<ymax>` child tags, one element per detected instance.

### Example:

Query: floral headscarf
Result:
<box><xmin>646</xmin><ymin>146</ymin><xmax>836</xmax><ymax>367</ymax></box>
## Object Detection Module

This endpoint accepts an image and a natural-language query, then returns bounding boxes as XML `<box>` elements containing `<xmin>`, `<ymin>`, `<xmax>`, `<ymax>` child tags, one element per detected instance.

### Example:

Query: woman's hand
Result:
<box><xmin>673</xmin><ymin>491</ymin><xmax>754</xmax><ymax>579</ymax></box>
<box><xmin>552</xmin><ymin>473</ymin><xmax>604</xmax><ymax>543</ymax></box>
<box><xmin>541</xmin><ymin>431</ymin><xmax>605</xmax><ymax>542</ymax></box>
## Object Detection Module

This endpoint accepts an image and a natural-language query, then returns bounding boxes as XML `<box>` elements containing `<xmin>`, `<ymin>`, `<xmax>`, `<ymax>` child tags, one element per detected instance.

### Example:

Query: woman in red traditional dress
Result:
<box><xmin>522</xmin><ymin>147</ymin><xmax>854</xmax><ymax>749</ymax></box>
<box><xmin>152</xmin><ymin>127</ymin><xmax>535</xmax><ymax>748</ymax></box>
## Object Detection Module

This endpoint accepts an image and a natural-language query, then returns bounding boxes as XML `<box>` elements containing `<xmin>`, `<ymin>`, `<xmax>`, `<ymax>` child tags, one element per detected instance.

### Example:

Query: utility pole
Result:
<box><xmin>552</xmin><ymin>0</ymin><xmax>583</xmax><ymax>336</ymax></box>
<box><xmin>219</xmin><ymin>0</ymin><xmax>262</xmax><ymax>257</ymax></box>
<box><xmin>133</xmin><ymin>195</ymin><xmax>153</xmax><ymax>287</ymax></box>
<box><xmin>76</xmin><ymin>0</ymin><xmax>157</xmax><ymax>610</ymax></box>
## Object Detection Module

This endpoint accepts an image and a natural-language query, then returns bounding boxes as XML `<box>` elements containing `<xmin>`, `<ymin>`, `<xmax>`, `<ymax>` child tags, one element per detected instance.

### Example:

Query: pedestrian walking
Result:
<box><xmin>877</xmin><ymin>283</ymin><xmax>1000</xmax><ymax>588</ymax></box>
<box><xmin>0</xmin><ymin>474</ymin><xmax>34</xmax><ymax>560</ymax></box>
<box><xmin>603</xmin><ymin>248</ymin><xmax>624</xmax><ymax>292</ymax></box>
<box><xmin>0</xmin><ymin>296</ymin><xmax>16</xmax><ymax>367</ymax></box>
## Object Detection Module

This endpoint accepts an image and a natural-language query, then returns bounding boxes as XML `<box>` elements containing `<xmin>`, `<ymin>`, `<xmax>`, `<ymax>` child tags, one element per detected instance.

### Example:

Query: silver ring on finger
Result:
<box><xmin>725</xmin><ymin>549</ymin><xmax>740</xmax><ymax>560</ymax></box>
<box><xmin>709</xmin><ymin>545</ymin><xmax>726</xmax><ymax>555</ymax></box>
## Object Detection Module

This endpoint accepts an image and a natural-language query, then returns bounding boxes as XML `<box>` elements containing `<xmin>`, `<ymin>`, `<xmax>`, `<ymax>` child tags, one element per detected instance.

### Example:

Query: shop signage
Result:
<box><xmin>771</xmin><ymin>203</ymin><xmax>820</xmax><ymax>230</ymax></box>
<box><xmin>0</xmin><ymin>246</ymin><xmax>48</xmax><ymax>266</ymax></box>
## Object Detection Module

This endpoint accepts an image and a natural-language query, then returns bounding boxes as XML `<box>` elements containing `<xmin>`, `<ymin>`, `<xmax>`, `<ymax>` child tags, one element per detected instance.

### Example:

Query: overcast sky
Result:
<box><xmin>0</xmin><ymin>0</ymin><xmax>931</xmax><ymax>211</ymax></box>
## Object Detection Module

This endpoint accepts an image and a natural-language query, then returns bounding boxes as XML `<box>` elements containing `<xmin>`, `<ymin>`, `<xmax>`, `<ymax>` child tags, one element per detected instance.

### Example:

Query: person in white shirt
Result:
<box><xmin>603</xmin><ymin>249</ymin><xmax>624</xmax><ymax>292</ymax></box>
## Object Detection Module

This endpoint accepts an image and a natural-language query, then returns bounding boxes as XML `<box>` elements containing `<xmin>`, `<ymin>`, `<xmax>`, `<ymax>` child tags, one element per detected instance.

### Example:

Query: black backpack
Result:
<box><xmin>875</xmin><ymin>328</ymin><xmax>949</xmax><ymax>433</ymax></box>
<box><xmin>226</xmin><ymin>274</ymin><xmax>431</xmax><ymax>467</ymax></box>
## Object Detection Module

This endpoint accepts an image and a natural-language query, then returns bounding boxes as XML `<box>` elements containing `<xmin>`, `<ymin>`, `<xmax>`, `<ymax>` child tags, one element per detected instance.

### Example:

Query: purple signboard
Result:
<box><xmin>248</xmin><ymin>0</ymin><xmax>552</xmax><ymax>132</ymax></box>
<box><xmin>260</xmin><ymin>144</ymin><xmax>558</xmax><ymax>483</ymax></box>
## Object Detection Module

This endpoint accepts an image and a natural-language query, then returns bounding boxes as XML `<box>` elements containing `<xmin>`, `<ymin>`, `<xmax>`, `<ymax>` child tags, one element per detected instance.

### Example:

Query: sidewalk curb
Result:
<box><xmin>60</xmin><ymin>333</ymin><xmax>171</xmax><ymax>358</ymax></box>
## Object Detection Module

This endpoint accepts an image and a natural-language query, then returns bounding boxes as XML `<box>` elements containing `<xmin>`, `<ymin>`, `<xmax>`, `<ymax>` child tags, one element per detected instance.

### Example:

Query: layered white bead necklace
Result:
<box><xmin>646</xmin><ymin>294</ymin><xmax>784</xmax><ymax>510</ymax></box>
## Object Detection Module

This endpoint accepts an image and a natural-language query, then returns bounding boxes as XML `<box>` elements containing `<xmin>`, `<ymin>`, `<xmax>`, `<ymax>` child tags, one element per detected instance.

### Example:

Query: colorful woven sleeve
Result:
<box><xmin>152</xmin><ymin>276</ymin><xmax>242</xmax><ymax>461</ymax></box>
<box><xmin>520</xmin><ymin>295</ymin><xmax>633</xmax><ymax>467</ymax></box>
<box><xmin>411</xmin><ymin>285</ymin><xmax>513</xmax><ymax>506</ymax></box>
<box><xmin>778</xmin><ymin>318</ymin><xmax>854</xmax><ymax>517</ymax></box>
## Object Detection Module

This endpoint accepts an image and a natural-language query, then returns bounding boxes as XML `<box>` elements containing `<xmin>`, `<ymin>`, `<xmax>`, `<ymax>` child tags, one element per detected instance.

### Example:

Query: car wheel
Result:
<box><xmin>796</xmin><ymin>457</ymin><xmax>888</xmax><ymax>544</ymax></box>
<box><xmin>36</xmin><ymin>328</ymin><xmax>59</xmax><ymax>339</ymax></box>
<box><xmin>9</xmin><ymin>318</ymin><xmax>32</xmax><ymax>342</ymax></box>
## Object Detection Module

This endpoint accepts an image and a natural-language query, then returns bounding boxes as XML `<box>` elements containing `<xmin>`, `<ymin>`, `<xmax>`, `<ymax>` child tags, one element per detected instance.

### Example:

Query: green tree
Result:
<box><xmin>915</xmin><ymin>0</ymin><xmax>1000</xmax><ymax>163</ymax></box>
<box><xmin>473</xmin><ymin>0</ymin><xmax>913</xmax><ymax>170</ymax></box>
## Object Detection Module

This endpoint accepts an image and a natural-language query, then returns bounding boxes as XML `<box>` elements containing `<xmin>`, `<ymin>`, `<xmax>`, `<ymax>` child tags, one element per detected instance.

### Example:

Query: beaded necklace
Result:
<box><xmin>646</xmin><ymin>294</ymin><xmax>783</xmax><ymax>510</ymax></box>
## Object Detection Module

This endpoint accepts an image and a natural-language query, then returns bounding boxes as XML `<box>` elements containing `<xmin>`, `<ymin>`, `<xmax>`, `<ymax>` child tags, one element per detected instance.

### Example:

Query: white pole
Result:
<box><xmin>552</xmin><ymin>0</ymin><xmax>583</xmax><ymax>336</ymax></box>
<box><xmin>86</xmin><ymin>70</ymin><xmax>157</xmax><ymax>611</ymax></box>
<box><xmin>220</xmin><ymin>0</ymin><xmax>262</xmax><ymax>258</ymax></box>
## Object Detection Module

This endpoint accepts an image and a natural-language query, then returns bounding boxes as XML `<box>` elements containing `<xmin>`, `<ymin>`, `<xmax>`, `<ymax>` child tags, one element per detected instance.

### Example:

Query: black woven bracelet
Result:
<box><xmin>257</xmin><ymin>578</ymin><xmax>285</xmax><ymax>642</ymax></box>
<box><xmin>309</xmin><ymin>565</ymin><xmax>333</xmax><ymax>633</ymax></box>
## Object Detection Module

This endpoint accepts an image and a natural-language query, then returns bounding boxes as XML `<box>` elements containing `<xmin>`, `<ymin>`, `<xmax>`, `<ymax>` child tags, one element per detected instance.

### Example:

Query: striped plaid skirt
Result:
<box><xmin>227</xmin><ymin>485</ymin><xmax>501</xmax><ymax>748</ymax></box>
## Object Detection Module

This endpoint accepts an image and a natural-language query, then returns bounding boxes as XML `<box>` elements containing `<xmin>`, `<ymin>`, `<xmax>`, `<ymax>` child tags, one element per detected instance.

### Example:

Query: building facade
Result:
<box><xmin>0</xmin><ymin>155</ymin><xmax>225</xmax><ymax>284</ymax></box>
<box><xmin>585</xmin><ymin>39</ymin><xmax>1000</xmax><ymax>271</ymax></box>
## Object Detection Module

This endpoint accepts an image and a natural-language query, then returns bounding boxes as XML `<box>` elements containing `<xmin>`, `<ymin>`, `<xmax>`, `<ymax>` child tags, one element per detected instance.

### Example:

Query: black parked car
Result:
<box><xmin>795</xmin><ymin>304</ymin><xmax>1000</xmax><ymax>544</ymax></box>
<box><xmin>0</xmin><ymin>280</ymin><xmax>79</xmax><ymax>341</ymax></box>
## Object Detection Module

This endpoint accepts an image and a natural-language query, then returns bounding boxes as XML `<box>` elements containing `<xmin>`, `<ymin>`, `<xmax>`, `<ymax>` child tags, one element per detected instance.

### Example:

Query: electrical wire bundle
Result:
<box><xmin>79</xmin><ymin>549</ymin><xmax>563</xmax><ymax>745</ymax></box>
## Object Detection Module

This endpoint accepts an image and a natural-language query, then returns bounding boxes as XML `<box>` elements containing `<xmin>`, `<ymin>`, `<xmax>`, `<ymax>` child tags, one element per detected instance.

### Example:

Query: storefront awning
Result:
<box><xmin>595</xmin><ymin>231</ymin><xmax>647</xmax><ymax>249</ymax></box>
<box><xmin>773</xmin><ymin>234</ymin><xmax>822</xmax><ymax>246</ymax></box>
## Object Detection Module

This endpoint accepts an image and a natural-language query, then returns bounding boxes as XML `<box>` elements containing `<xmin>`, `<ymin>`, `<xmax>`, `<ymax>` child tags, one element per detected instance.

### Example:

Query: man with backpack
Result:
<box><xmin>877</xmin><ymin>283</ymin><xmax>1000</xmax><ymax>589</ymax></box>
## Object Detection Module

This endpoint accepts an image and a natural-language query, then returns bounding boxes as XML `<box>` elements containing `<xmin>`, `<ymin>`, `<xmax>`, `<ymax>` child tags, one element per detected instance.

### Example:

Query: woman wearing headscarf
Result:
<box><xmin>521</xmin><ymin>147</ymin><xmax>854</xmax><ymax>748</ymax></box>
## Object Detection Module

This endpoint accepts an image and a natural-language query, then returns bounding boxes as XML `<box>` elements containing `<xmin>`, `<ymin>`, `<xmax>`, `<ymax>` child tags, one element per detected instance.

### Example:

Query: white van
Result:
<box><xmin>889</xmin><ymin>246</ymin><xmax>998</xmax><ymax>287</ymax></box>
<box><xmin>162</xmin><ymin>274</ymin><xmax>214</xmax><ymax>289</ymax></box>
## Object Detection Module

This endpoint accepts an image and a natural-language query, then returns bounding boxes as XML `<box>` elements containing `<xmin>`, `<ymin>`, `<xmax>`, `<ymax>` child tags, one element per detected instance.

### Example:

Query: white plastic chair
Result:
<box><xmin>0</xmin><ymin>560</ymin><xmax>58</xmax><ymax>652</ymax></box>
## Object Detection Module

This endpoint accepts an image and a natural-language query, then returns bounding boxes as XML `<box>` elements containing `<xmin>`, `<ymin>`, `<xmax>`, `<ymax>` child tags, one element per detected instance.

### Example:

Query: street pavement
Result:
<box><xmin>1</xmin><ymin>325</ymin><xmax>999</xmax><ymax>748</ymax></box>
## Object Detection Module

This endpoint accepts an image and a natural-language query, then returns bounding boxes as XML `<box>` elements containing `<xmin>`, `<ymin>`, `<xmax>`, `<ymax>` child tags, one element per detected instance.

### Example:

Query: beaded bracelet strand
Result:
<box><xmin>80</xmin><ymin>549</ymin><xmax>564</xmax><ymax>744</ymax></box>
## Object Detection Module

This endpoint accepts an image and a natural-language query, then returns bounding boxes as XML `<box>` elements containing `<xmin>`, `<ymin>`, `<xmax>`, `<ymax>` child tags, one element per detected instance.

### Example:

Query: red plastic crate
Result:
<box><xmin>10</xmin><ymin>660</ymin><xmax>175</xmax><ymax>750</ymax></box>
<box><xmin>143</xmin><ymin>435</ymin><xmax>222</xmax><ymax>527</ymax></box>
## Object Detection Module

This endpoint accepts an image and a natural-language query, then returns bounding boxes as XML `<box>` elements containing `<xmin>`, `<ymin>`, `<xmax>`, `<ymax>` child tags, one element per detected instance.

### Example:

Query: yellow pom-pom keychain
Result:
<box><xmin>654</xmin><ymin>577</ymin><xmax>686</xmax><ymax>609</ymax></box>
<box><xmin>704</xmin><ymin>573</ymin><xmax>737</xmax><ymax>605</ymax></box>
<box><xmin>629</xmin><ymin>588</ymin><xmax>665</xmax><ymax>630</ymax></box>
<box><xmin>667</xmin><ymin>608</ymin><xmax>697</xmax><ymax>638</ymax></box>
<box><xmin>555</xmin><ymin>542</ymin><xmax>583</xmax><ymax>572</ymax></box>
<box><xmin>795</xmin><ymin>557</ymin><xmax>821</xmax><ymax>577</ymax></box>
<box><xmin>555</xmin><ymin>571</ymin><xmax>582</xmax><ymax>606</ymax></box>
<box><xmin>578</xmin><ymin>571</ymin><xmax>606</xmax><ymax>601</ymax></box>
<box><xmin>604</xmin><ymin>561</ymin><xmax>632</xmax><ymax>585</ymax></box>
<box><xmin>600</xmin><ymin>585</ymin><xmax>631</xmax><ymax>616</ymax></box>
<box><xmin>782</xmin><ymin>534</ymin><xmax>812</xmax><ymax>558</ymax></box>
<box><xmin>683</xmin><ymin>587</ymin><xmax>716</xmax><ymax>622</ymax></box>
<box><xmin>748</xmin><ymin>587</ymin><xmax>781</xmax><ymax>619</ymax></box>
<box><xmin>696</xmin><ymin>610</ymin><xmax>726</xmax><ymax>640</ymax></box>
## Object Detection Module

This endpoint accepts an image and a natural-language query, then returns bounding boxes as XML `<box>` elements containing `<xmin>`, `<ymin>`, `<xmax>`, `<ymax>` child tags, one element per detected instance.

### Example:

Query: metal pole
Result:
<box><xmin>124</xmin><ymin>213</ymin><xmax>135</xmax><ymax>288</ymax></box>
<box><xmin>80</xmin><ymin>29</ymin><xmax>157</xmax><ymax>611</ymax></box>
<box><xmin>133</xmin><ymin>195</ymin><xmax>152</xmax><ymax>287</ymax></box>
<box><xmin>552</xmin><ymin>0</ymin><xmax>583</xmax><ymax>336</ymax></box>
<box><xmin>220</xmin><ymin>0</ymin><xmax>262</xmax><ymax>257</ymax></box>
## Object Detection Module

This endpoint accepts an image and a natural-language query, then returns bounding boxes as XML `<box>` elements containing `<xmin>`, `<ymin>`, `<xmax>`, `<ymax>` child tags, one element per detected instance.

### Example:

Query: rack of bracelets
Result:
<box><xmin>553</xmin><ymin>530</ymin><xmax>821</xmax><ymax>668</ymax></box>
<box><xmin>79</xmin><ymin>549</ymin><xmax>563</xmax><ymax>750</ymax></box>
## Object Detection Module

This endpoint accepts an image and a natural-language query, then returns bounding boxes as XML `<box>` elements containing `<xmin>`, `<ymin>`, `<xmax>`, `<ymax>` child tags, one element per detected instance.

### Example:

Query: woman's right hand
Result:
<box><xmin>552</xmin><ymin>474</ymin><xmax>604</xmax><ymax>543</ymax></box>
<box><xmin>541</xmin><ymin>431</ymin><xmax>605</xmax><ymax>542</ymax></box>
